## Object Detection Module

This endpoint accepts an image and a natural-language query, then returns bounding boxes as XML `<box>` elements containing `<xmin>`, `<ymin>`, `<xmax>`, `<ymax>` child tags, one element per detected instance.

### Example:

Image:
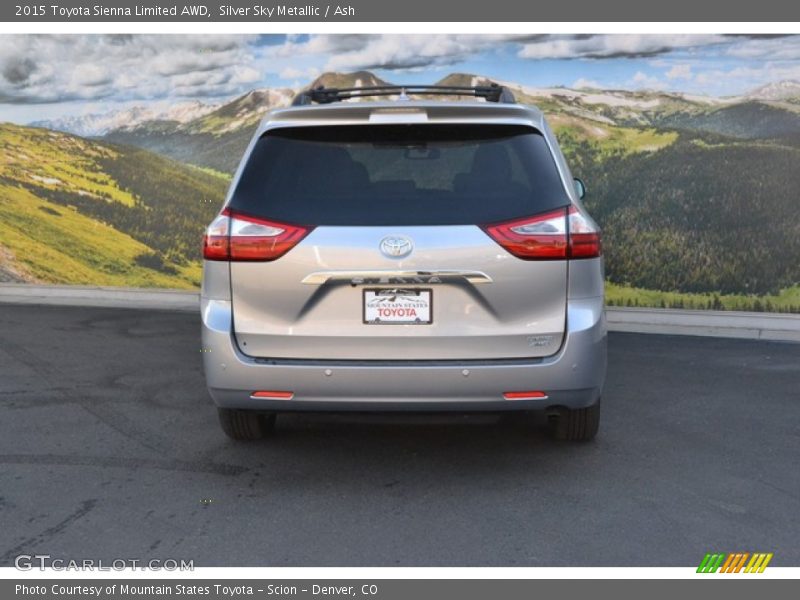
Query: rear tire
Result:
<box><xmin>218</xmin><ymin>408</ymin><xmax>276</xmax><ymax>441</ymax></box>
<box><xmin>549</xmin><ymin>399</ymin><xmax>600</xmax><ymax>441</ymax></box>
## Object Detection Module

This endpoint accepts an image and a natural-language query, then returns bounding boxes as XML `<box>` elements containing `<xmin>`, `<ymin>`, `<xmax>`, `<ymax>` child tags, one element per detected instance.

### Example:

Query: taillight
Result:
<box><xmin>567</xmin><ymin>207</ymin><xmax>602</xmax><ymax>258</ymax></box>
<box><xmin>482</xmin><ymin>207</ymin><xmax>567</xmax><ymax>260</ymax></box>
<box><xmin>203</xmin><ymin>208</ymin><xmax>313</xmax><ymax>262</ymax></box>
<box><xmin>482</xmin><ymin>206</ymin><xmax>601</xmax><ymax>260</ymax></box>
<box><xmin>202</xmin><ymin>213</ymin><xmax>230</xmax><ymax>260</ymax></box>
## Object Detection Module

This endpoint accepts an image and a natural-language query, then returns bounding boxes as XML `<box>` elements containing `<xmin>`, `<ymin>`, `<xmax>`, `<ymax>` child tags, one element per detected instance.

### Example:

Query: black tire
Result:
<box><xmin>217</xmin><ymin>408</ymin><xmax>276</xmax><ymax>441</ymax></box>
<box><xmin>549</xmin><ymin>399</ymin><xmax>600</xmax><ymax>441</ymax></box>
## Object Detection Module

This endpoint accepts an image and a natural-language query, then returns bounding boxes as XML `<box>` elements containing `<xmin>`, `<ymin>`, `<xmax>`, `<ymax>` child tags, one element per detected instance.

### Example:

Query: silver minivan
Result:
<box><xmin>201</xmin><ymin>84</ymin><xmax>606</xmax><ymax>441</ymax></box>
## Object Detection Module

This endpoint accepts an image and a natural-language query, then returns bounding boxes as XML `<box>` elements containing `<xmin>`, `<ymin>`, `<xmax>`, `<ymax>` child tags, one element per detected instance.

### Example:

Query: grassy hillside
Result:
<box><xmin>103</xmin><ymin>91</ymin><xmax>283</xmax><ymax>174</ymax></box>
<box><xmin>0</xmin><ymin>123</ymin><xmax>226</xmax><ymax>287</ymax></box>
<box><xmin>572</xmin><ymin>135</ymin><xmax>800</xmax><ymax>297</ymax></box>
<box><xmin>105</xmin><ymin>88</ymin><xmax>295</xmax><ymax>174</ymax></box>
<box><xmin>104</xmin><ymin>128</ymin><xmax>253</xmax><ymax>175</ymax></box>
<box><xmin>606</xmin><ymin>282</ymin><xmax>800</xmax><ymax>312</ymax></box>
<box><xmin>656</xmin><ymin>102</ymin><xmax>800</xmax><ymax>139</ymax></box>
<box><xmin>500</xmin><ymin>79</ymin><xmax>800</xmax><ymax>141</ymax></box>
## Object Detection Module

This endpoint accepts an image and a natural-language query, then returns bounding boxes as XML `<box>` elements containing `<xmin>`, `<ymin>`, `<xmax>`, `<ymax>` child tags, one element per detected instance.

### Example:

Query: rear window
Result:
<box><xmin>229</xmin><ymin>124</ymin><xmax>570</xmax><ymax>226</ymax></box>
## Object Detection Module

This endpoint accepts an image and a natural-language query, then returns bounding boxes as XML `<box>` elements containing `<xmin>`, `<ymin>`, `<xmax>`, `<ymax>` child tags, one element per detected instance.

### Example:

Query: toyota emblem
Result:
<box><xmin>379</xmin><ymin>235</ymin><xmax>413</xmax><ymax>259</ymax></box>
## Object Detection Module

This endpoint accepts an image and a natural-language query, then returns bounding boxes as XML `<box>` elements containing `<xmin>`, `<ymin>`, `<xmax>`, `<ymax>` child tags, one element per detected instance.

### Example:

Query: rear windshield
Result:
<box><xmin>229</xmin><ymin>124</ymin><xmax>569</xmax><ymax>226</ymax></box>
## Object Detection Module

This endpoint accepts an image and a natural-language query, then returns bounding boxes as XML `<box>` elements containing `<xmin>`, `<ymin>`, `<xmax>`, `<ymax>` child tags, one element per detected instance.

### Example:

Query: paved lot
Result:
<box><xmin>0</xmin><ymin>304</ymin><xmax>798</xmax><ymax>566</ymax></box>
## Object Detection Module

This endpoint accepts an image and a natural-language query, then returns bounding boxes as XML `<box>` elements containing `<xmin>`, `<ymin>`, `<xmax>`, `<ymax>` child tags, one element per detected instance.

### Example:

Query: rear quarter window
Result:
<box><xmin>229</xmin><ymin>124</ymin><xmax>570</xmax><ymax>226</ymax></box>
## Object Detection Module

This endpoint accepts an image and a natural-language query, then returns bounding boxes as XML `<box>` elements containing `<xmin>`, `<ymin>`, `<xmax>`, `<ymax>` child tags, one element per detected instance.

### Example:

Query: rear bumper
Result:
<box><xmin>201</xmin><ymin>296</ymin><xmax>606</xmax><ymax>412</ymax></box>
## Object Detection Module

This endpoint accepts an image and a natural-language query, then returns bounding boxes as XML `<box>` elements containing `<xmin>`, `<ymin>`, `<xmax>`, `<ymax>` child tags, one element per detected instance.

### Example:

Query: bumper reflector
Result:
<box><xmin>250</xmin><ymin>390</ymin><xmax>294</xmax><ymax>400</ymax></box>
<box><xmin>503</xmin><ymin>391</ymin><xmax>548</xmax><ymax>400</ymax></box>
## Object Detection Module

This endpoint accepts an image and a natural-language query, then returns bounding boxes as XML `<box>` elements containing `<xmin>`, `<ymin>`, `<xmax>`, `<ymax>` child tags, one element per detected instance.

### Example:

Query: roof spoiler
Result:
<box><xmin>291</xmin><ymin>84</ymin><xmax>517</xmax><ymax>106</ymax></box>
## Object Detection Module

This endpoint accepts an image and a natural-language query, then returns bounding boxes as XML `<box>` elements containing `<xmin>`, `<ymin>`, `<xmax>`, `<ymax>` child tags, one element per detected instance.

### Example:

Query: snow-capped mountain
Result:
<box><xmin>93</xmin><ymin>70</ymin><xmax>800</xmax><ymax>174</ymax></box>
<box><xmin>744</xmin><ymin>80</ymin><xmax>800</xmax><ymax>101</ymax></box>
<box><xmin>102</xmin><ymin>87</ymin><xmax>296</xmax><ymax>173</ymax></box>
<box><xmin>30</xmin><ymin>100</ymin><xmax>220</xmax><ymax>137</ymax></box>
<box><xmin>180</xmin><ymin>88</ymin><xmax>295</xmax><ymax>135</ymax></box>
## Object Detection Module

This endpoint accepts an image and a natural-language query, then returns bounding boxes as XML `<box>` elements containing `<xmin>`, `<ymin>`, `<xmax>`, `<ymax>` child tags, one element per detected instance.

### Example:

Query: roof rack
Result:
<box><xmin>291</xmin><ymin>84</ymin><xmax>517</xmax><ymax>106</ymax></box>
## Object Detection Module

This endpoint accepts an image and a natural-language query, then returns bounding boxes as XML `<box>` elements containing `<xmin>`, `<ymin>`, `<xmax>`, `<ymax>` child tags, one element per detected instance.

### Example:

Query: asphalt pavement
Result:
<box><xmin>0</xmin><ymin>304</ymin><xmax>798</xmax><ymax>566</ymax></box>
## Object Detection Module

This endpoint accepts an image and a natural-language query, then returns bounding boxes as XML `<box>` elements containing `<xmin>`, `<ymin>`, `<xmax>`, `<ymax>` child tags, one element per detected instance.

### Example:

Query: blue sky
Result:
<box><xmin>1</xmin><ymin>34</ymin><xmax>800</xmax><ymax>122</ymax></box>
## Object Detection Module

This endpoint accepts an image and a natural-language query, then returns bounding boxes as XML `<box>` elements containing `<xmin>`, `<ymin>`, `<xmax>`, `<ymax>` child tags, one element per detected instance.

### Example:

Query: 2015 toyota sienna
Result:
<box><xmin>201</xmin><ymin>83</ymin><xmax>607</xmax><ymax>441</ymax></box>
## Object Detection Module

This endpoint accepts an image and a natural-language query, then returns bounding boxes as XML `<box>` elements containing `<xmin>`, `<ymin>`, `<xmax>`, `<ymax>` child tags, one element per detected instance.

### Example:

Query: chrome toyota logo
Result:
<box><xmin>379</xmin><ymin>235</ymin><xmax>413</xmax><ymax>258</ymax></box>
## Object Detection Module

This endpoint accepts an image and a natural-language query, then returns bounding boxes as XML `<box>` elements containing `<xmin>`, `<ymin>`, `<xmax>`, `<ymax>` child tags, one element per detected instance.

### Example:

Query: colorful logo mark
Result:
<box><xmin>697</xmin><ymin>552</ymin><xmax>773</xmax><ymax>573</ymax></box>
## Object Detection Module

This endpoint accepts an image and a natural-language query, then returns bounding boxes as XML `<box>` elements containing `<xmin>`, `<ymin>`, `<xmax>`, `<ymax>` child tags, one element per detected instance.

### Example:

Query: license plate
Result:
<box><xmin>363</xmin><ymin>288</ymin><xmax>432</xmax><ymax>325</ymax></box>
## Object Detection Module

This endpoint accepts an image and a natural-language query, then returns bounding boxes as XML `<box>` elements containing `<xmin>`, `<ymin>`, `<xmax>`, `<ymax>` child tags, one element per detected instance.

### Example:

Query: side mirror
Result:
<box><xmin>573</xmin><ymin>178</ymin><xmax>586</xmax><ymax>199</ymax></box>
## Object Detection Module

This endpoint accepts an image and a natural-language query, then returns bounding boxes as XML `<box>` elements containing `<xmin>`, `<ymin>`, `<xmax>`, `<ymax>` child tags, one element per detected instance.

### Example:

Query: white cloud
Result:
<box><xmin>266</xmin><ymin>34</ymin><xmax>539</xmax><ymax>72</ymax></box>
<box><xmin>694</xmin><ymin>73</ymin><xmax>711</xmax><ymax>86</ymax></box>
<box><xmin>666</xmin><ymin>64</ymin><xmax>693</xmax><ymax>80</ymax></box>
<box><xmin>725</xmin><ymin>36</ymin><xmax>800</xmax><ymax>61</ymax></box>
<box><xmin>572</xmin><ymin>78</ymin><xmax>602</xmax><ymax>89</ymax></box>
<box><xmin>229</xmin><ymin>65</ymin><xmax>261</xmax><ymax>85</ymax></box>
<box><xmin>71</xmin><ymin>64</ymin><xmax>112</xmax><ymax>87</ymax></box>
<box><xmin>518</xmin><ymin>34</ymin><xmax>727</xmax><ymax>60</ymax></box>
<box><xmin>685</xmin><ymin>63</ymin><xmax>800</xmax><ymax>95</ymax></box>
<box><xmin>631</xmin><ymin>71</ymin><xmax>666</xmax><ymax>90</ymax></box>
<box><xmin>3</xmin><ymin>33</ymin><xmax>800</xmax><ymax>113</ymax></box>
<box><xmin>279</xmin><ymin>66</ymin><xmax>320</xmax><ymax>80</ymax></box>
<box><xmin>0</xmin><ymin>34</ymin><xmax>260</xmax><ymax>103</ymax></box>
<box><xmin>329</xmin><ymin>36</ymin><xmax>468</xmax><ymax>70</ymax></box>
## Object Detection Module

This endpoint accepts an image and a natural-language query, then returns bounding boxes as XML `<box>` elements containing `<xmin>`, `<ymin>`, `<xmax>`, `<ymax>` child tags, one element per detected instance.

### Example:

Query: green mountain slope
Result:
<box><xmin>495</xmin><ymin>78</ymin><xmax>800</xmax><ymax>140</ymax></box>
<box><xmin>577</xmin><ymin>136</ymin><xmax>800</xmax><ymax>296</ymax></box>
<box><xmin>103</xmin><ymin>127</ymin><xmax>251</xmax><ymax>182</ymax></box>
<box><xmin>656</xmin><ymin>102</ymin><xmax>800</xmax><ymax>139</ymax></box>
<box><xmin>0</xmin><ymin>123</ymin><xmax>227</xmax><ymax>287</ymax></box>
<box><xmin>105</xmin><ymin>88</ymin><xmax>294</xmax><ymax>174</ymax></box>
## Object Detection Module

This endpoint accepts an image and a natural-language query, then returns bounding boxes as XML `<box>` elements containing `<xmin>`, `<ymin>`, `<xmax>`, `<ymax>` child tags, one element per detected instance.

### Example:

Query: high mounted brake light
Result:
<box><xmin>203</xmin><ymin>209</ymin><xmax>313</xmax><ymax>262</ymax></box>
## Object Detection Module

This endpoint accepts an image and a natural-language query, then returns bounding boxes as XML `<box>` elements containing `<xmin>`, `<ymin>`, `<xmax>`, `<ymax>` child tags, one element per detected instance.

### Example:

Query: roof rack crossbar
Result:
<box><xmin>292</xmin><ymin>84</ymin><xmax>516</xmax><ymax>106</ymax></box>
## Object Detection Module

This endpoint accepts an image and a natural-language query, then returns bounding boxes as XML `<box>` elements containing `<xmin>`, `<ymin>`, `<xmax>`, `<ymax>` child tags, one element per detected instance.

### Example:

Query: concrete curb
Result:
<box><xmin>1</xmin><ymin>283</ymin><xmax>798</xmax><ymax>342</ymax></box>
<box><xmin>0</xmin><ymin>283</ymin><xmax>199</xmax><ymax>312</ymax></box>
<box><xmin>605</xmin><ymin>306</ymin><xmax>800</xmax><ymax>342</ymax></box>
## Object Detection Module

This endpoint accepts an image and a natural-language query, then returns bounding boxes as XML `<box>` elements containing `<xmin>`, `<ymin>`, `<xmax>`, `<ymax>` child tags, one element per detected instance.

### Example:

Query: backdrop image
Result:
<box><xmin>1</xmin><ymin>34</ymin><xmax>799</xmax><ymax>311</ymax></box>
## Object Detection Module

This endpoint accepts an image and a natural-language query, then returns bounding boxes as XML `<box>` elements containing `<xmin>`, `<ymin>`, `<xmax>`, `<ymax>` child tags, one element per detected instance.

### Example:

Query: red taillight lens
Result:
<box><xmin>202</xmin><ymin>213</ymin><xmax>230</xmax><ymax>260</ymax></box>
<box><xmin>482</xmin><ymin>208</ymin><xmax>568</xmax><ymax>260</ymax></box>
<box><xmin>567</xmin><ymin>207</ymin><xmax>602</xmax><ymax>259</ymax></box>
<box><xmin>202</xmin><ymin>209</ymin><xmax>313</xmax><ymax>262</ymax></box>
<box><xmin>482</xmin><ymin>206</ymin><xmax>601</xmax><ymax>260</ymax></box>
<box><xmin>229</xmin><ymin>210</ymin><xmax>312</xmax><ymax>262</ymax></box>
